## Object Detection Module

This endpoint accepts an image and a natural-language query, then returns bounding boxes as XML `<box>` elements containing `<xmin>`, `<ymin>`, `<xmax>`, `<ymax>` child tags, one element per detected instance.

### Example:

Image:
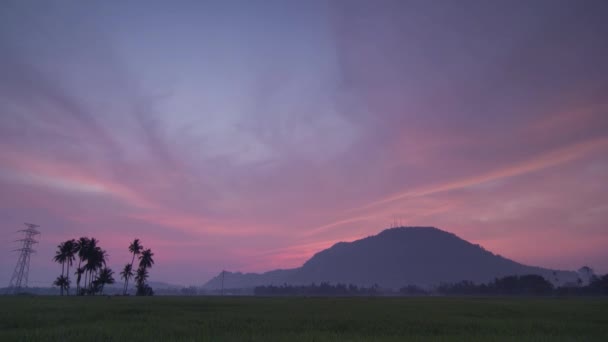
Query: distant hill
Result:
<box><xmin>204</xmin><ymin>227</ymin><xmax>577</xmax><ymax>289</ymax></box>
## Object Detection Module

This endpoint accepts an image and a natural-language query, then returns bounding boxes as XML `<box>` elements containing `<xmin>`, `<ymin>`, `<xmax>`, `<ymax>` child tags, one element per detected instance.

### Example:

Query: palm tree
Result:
<box><xmin>75</xmin><ymin>237</ymin><xmax>90</xmax><ymax>294</ymax></box>
<box><xmin>75</xmin><ymin>267</ymin><xmax>85</xmax><ymax>295</ymax></box>
<box><xmin>62</xmin><ymin>239</ymin><xmax>77</xmax><ymax>296</ymax></box>
<box><xmin>53</xmin><ymin>242</ymin><xmax>68</xmax><ymax>295</ymax></box>
<box><xmin>52</xmin><ymin>237</ymin><xmax>117</xmax><ymax>296</ymax></box>
<box><xmin>129</xmin><ymin>239</ymin><xmax>143</xmax><ymax>269</ymax></box>
<box><xmin>82</xmin><ymin>237</ymin><xmax>99</xmax><ymax>292</ymax></box>
<box><xmin>96</xmin><ymin>267</ymin><xmax>115</xmax><ymax>295</ymax></box>
<box><xmin>139</xmin><ymin>249</ymin><xmax>155</xmax><ymax>270</ymax></box>
<box><xmin>135</xmin><ymin>266</ymin><xmax>149</xmax><ymax>295</ymax></box>
<box><xmin>135</xmin><ymin>249</ymin><xmax>154</xmax><ymax>296</ymax></box>
<box><xmin>85</xmin><ymin>247</ymin><xmax>107</xmax><ymax>292</ymax></box>
<box><xmin>120</xmin><ymin>264</ymin><xmax>134</xmax><ymax>295</ymax></box>
<box><xmin>53</xmin><ymin>275</ymin><xmax>69</xmax><ymax>295</ymax></box>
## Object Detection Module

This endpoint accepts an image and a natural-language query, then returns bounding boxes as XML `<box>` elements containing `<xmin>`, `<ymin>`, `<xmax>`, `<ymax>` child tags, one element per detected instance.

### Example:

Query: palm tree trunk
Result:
<box><xmin>76</xmin><ymin>258</ymin><xmax>82</xmax><ymax>294</ymax></box>
<box><xmin>84</xmin><ymin>270</ymin><xmax>88</xmax><ymax>295</ymax></box>
<box><xmin>127</xmin><ymin>251</ymin><xmax>138</xmax><ymax>295</ymax></box>
<box><xmin>61</xmin><ymin>262</ymin><xmax>65</xmax><ymax>296</ymax></box>
<box><xmin>90</xmin><ymin>270</ymin><xmax>96</xmax><ymax>294</ymax></box>
<box><xmin>87</xmin><ymin>269</ymin><xmax>92</xmax><ymax>295</ymax></box>
<box><xmin>66</xmin><ymin>262</ymin><xmax>70</xmax><ymax>296</ymax></box>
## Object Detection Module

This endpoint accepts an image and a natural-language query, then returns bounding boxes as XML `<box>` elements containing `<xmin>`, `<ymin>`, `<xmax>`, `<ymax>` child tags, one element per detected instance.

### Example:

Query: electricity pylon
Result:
<box><xmin>8</xmin><ymin>223</ymin><xmax>41</xmax><ymax>294</ymax></box>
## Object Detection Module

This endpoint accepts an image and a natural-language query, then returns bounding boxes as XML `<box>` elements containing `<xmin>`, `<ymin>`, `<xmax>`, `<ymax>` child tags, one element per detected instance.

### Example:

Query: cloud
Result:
<box><xmin>1</xmin><ymin>0</ymin><xmax>607</xmax><ymax>285</ymax></box>
<box><xmin>351</xmin><ymin>136</ymin><xmax>608</xmax><ymax>212</ymax></box>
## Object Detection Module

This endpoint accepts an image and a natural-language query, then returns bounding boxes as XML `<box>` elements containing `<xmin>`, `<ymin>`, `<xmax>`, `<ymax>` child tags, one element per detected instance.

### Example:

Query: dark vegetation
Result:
<box><xmin>555</xmin><ymin>274</ymin><xmax>608</xmax><ymax>296</ymax></box>
<box><xmin>436</xmin><ymin>275</ymin><xmax>555</xmax><ymax>295</ymax></box>
<box><xmin>434</xmin><ymin>273</ymin><xmax>608</xmax><ymax>296</ymax></box>
<box><xmin>251</xmin><ymin>274</ymin><xmax>608</xmax><ymax>297</ymax></box>
<box><xmin>52</xmin><ymin>238</ymin><xmax>154</xmax><ymax>296</ymax></box>
<box><xmin>254</xmin><ymin>283</ymin><xmax>380</xmax><ymax>296</ymax></box>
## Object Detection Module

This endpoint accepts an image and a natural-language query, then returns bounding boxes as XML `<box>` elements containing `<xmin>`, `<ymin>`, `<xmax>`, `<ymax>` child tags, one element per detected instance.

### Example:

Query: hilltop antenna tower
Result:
<box><xmin>7</xmin><ymin>223</ymin><xmax>41</xmax><ymax>294</ymax></box>
<box><xmin>390</xmin><ymin>216</ymin><xmax>403</xmax><ymax>228</ymax></box>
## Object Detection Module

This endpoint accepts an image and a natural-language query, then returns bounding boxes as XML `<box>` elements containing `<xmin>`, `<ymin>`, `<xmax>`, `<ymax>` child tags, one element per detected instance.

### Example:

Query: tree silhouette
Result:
<box><xmin>74</xmin><ymin>267</ymin><xmax>84</xmax><ymax>294</ymax></box>
<box><xmin>120</xmin><ymin>263</ymin><xmax>134</xmax><ymax>295</ymax></box>
<box><xmin>83</xmin><ymin>237</ymin><xmax>99</xmax><ymax>292</ymax></box>
<box><xmin>85</xmin><ymin>246</ymin><xmax>107</xmax><ymax>293</ymax></box>
<box><xmin>53</xmin><ymin>275</ymin><xmax>69</xmax><ymax>295</ymax></box>
<box><xmin>135</xmin><ymin>248</ymin><xmax>155</xmax><ymax>296</ymax></box>
<box><xmin>53</xmin><ymin>242</ymin><xmax>69</xmax><ymax>295</ymax></box>
<box><xmin>436</xmin><ymin>275</ymin><xmax>554</xmax><ymax>295</ymax></box>
<box><xmin>135</xmin><ymin>266</ymin><xmax>148</xmax><ymax>284</ymax></box>
<box><xmin>96</xmin><ymin>267</ymin><xmax>115</xmax><ymax>295</ymax></box>
<box><xmin>135</xmin><ymin>266</ymin><xmax>149</xmax><ymax>295</ymax></box>
<box><xmin>52</xmin><ymin>236</ymin><xmax>153</xmax><ymax>297</ymax></box>
<box><xmin>62</xmin><ymin>239</ymin><xmax>77</xmax><ymax>296</ymax></box>
<box><xmin>129</xmin><ymin>239</ymin><xmax>143</xmax><ymax>270</ymax></box>
<box><xmin>139</xmin><ymin>249</ymin><xmax>154</xmax><ymax>270</ymax></box>
<box><xmin>74</xmin><ymin>237</ymin><xmax>90</xmax><ymax>294</ymax></box>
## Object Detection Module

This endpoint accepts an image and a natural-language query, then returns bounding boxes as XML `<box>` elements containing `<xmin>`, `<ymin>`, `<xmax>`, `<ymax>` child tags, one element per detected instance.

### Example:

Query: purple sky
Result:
<box><xmin>1</xmin><ymin>0</ymin><xmax>607</xmax><ymax>286</ymax></box>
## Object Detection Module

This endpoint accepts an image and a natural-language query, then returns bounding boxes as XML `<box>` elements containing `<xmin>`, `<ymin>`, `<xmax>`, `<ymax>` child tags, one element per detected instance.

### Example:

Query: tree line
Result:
<box><xmin>434</xmin><ymin>275</ymin><xmax>554</xmax><ymax>295</ymax></box>
<box><xmin>253</xmin><ymin>274</ymin><xmax>608</xmax><ymax>297</ymax></box>
<box><xmin>401</xmin><ymin>273</ymin><xmax>608</xmax><ymax>296</ymax></box>
<box><xmin>53</xmin><ymin>238</ymin><xmax>154</xmax><ymax>296</ymax></box>
<box><xmin>254</xmin><ymin>282</ymin><xmax>380</xmax><ymax>296</ymax></box>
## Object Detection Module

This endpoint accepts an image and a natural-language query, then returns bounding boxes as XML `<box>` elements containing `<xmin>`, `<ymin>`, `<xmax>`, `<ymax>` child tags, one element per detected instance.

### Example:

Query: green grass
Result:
<box><xmin>0</xmin><ymin>296</ymin><xmax>607</xmax><ymax>341</ymax></box>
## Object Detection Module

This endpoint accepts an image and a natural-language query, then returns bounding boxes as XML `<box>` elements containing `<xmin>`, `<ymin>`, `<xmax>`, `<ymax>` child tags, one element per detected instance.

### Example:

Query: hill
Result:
<box><xmin>204</xmin><ymin>227</ymin><xmax>577</xmax><ymax>289</ymax></box>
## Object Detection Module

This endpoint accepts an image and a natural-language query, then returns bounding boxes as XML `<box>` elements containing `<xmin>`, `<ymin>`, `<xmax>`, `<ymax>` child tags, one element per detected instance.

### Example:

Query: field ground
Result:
<box><xmin>1</xmin><ymin>296</ymin><xmax>607</xmax><ymax>341</ymax></box>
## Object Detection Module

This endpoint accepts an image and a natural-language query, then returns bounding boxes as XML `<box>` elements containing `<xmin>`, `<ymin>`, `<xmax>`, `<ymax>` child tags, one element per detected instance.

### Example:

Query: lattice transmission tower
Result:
<box><xmin>8</xmin><ymin>223</ymin><xmax>41</xmax><ymax>294</ymax></box>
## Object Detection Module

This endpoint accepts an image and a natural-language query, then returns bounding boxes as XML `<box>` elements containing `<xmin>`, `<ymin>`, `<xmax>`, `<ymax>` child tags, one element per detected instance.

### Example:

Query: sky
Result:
<box><xmin>1</xmin><ymin>0</ymin><xmax>607</xmax><ymax>287</ymax></box>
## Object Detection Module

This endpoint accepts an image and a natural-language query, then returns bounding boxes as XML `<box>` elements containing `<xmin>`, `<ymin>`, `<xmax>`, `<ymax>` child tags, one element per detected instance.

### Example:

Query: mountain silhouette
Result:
<box><xmin>204</xmin><ymin>227</ymin><xmax>577</xmax><ymax>289</ymax></box>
